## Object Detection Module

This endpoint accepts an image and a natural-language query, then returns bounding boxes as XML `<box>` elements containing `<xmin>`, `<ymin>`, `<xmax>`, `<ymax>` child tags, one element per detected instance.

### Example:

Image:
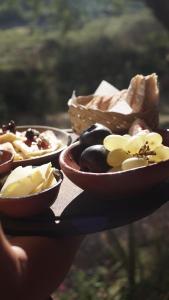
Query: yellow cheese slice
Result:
<box><xmin>0</xmin><ymin>132</ymin><xmax>24</xmax><ymax>143</ymax></box>
<box><xmin>40</xmin><ymin>168</ymin><xmax>56</xmax><ymax>190</ymax></box>
<box><xmin>1</xmin><ymin>166</ymin><xmax>31</xmax><ymax>192</ymax></box>
<box><xmin>1</xmin><ymin>168</ymin><xmax>44</xmax><ymax>197</ymax></box>
<box><xmin>31</xmin><ymin>164</ymin><xmax>56</xmax><ymax>193</ymax></box>
<box><xmin>36</xmin><ymin>162</ymin><xmax>52</xmax><ymax>180</ymax></box>
<box><xmin>0</xmin><ymin>162</ymin><xmax>56</xmax><ymax>197</ymax></box>
<box><xmin>13</xmin><ymin>140</ymin><xmax>54</xmax><ymax>158</ymax></box>
<box><xmin>1</xmin><ymin>165</ymin><xmax>44</xmax><ymax>197</ymax></box>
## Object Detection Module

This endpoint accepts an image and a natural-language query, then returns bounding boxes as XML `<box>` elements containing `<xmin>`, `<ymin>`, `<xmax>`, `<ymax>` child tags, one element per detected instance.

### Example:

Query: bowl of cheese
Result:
<box><xmin>0</xmin><ymin>162</ymin><xmax>63</xmax><ymax>217</ymax></box>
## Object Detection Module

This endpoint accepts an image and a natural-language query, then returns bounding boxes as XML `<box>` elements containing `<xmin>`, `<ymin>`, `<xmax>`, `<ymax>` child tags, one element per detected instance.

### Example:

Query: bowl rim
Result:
<box><xmin>0</xmin><ymin>168</ymin><xmax>63</xmax><ymax>201</ymax></box>
<box><xmin>0</xmin><ymin>150</ymin><xmax>14</xmax><ymax>167</ymax></box>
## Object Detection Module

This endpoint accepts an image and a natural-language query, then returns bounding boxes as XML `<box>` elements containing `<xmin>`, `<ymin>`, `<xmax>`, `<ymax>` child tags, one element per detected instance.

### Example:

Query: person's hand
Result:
<box><xmin>0</xmin><ymin>224</ymin><xmax>28</xmax><ymax>298</ymax></box>
<box><xmin>0</xmin><ymin>224</ymin><xmax>84</xmax><ymax>300</ymax></box>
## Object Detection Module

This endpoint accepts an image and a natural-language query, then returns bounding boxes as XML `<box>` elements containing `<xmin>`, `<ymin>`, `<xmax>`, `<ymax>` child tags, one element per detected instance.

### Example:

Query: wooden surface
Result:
<box><xmin>1</xmin><ymin>175</ymin><xmax>169</xmax><ymax>237</ymax></box>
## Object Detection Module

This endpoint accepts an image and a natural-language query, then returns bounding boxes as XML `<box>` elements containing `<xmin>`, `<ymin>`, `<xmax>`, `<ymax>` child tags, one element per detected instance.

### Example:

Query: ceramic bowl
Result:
<box><xmin>0</xmin><ymin>150</ymin><xmax>14</xmax><ymax>175</ymax></box>
<box><xmin>0</xmin><ymin>169</ymin><xmax>63</xmax><ymax>218</ymax></box>
<box><xmin>12</xmin><ymin>125</ymin><xmax>71</xmax><ymax>168</ymax></box>
<box><xmin>59</xmin><ymin>129</ymin><xmax>169</xmax><ymax>197</ymax></box>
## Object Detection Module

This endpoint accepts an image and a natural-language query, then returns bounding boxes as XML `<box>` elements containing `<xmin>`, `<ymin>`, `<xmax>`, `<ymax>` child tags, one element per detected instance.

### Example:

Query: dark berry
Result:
<box><xmin>79</xmin><ymin>144</ymin><xmax>110</xmax><ymax>173</ymax></box>
<box><xmin>2</xmin><ymin>124</ymin><xmax>7</xmax><ymax>133</ymax></box>
<box><xmin>7</xmin><ymin>120</ymin><xmax>16</xmax><ymax>133</ymax></box>
<box><xmin>25</xmin><ymin>128</ymin><xmax>39</xmax><ymax>141</ymax></box>
<box><xmin>79</xmin><ymin>123</ymin><xmax>112</xmax><ymax>147</ymax></box>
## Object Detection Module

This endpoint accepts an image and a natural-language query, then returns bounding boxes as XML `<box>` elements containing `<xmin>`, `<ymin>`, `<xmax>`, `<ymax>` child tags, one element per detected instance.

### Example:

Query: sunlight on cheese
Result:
<box><xmin>0</xmin><ymin>162</ymin><xmax>57</xmax><ymax>197</ymax></box>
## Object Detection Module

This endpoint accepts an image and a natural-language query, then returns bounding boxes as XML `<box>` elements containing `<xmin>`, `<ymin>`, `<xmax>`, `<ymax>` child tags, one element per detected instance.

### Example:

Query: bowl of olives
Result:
<box><xmin>59</xmin><ymin>123</ymin><xmax>169</xmax><ymax>197</ymax></box>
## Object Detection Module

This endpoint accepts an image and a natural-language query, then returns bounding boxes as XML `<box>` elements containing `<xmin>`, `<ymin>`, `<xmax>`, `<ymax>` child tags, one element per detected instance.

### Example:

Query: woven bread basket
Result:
<box><xmin>68</xmin><ymin>95</ymin><xmax>159</xmax><ymax>134</ymax></box>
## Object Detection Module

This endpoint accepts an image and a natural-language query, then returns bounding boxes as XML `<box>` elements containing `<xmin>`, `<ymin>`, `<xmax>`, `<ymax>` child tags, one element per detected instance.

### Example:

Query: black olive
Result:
<box><xmin>7</xmin><ymin>120</ymin><xmax>16</xmax><ymax>133</ymax></box>
<box><xmin>79</xmin><ymin>144</ymin><xmax>110</xmax><ymax>173</ymax></box>
<box><xmin>25</xmin><ymin>128</ymin><xmax>39</xmax><ymax>141</ymax></box>
<box><xmin>79</xmin><ymin>123</ymin><xmax>112</xmax><ymax>147</ymax></box>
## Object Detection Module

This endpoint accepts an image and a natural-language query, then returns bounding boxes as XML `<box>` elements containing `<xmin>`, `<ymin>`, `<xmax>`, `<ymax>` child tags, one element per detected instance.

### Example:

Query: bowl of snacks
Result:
<box><xmin>0</xmin><ymin>150</ymin><xmax>14</xmax><ymax>175</ymax></box>
<box><xmin>0</xmin><ymin>121</ymin><xmax>71</xmax><ymax>168</ymax></box>
<box><xmin>60</xmin><ymin>122</ymin><xmax>169</xmax><ymax>197</ymax></box>
<box><xmin>0</xmin><ymin>162</ymin><xmax>63</xmax><ymax>217</ymax></box>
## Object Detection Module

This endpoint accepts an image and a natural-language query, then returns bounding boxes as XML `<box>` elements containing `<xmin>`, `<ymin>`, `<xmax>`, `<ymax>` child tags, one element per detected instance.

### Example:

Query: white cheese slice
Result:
<box><xmin>1</xmin><ymin>167</ymin><xmax>43</xmax><ymax>197</ymax></box>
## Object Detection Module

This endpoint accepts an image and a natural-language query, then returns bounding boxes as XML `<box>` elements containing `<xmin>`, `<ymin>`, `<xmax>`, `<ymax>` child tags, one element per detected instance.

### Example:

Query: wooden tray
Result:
<box><xmin>1</xmin><ymin>175</ymin><xmax>169</xmax><ymax>237</ymax></box>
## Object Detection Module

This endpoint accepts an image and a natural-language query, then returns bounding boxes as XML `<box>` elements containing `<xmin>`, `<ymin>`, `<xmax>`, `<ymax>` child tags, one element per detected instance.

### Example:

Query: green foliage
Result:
<box><xmin>0</xmin><ymin>0</ymin><xmax>147</xmax><ymax>31</ymax></box>
<box><xmin>53</xmin><ymin>227</ymin><xmax>169</xmax><ymax>300</ymax></box>
<box><xmin>54</xmin><ymin>10</ymin><xmax>169</xmax><ymax>108</ymax></box>
<box><xmin>0</xmin><ymin>4</ymin><xmax>169</xmax><ymax>121</ymax></box>
<box><xmin>55</xmin><ymin>267</ymin><xmax>127</xmax><ymax>300</ymax></box>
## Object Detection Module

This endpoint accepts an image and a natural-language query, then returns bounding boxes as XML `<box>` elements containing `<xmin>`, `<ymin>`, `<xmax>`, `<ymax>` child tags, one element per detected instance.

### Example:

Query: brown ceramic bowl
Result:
<box><xmin>0</xmin><ymin>150</ymin><xmax>14</xmax><ymax>175</ymax></box>
<box><xmin>59</xmin><ymin>129</ymin><xmax>169</xmax><ymax>197</ymax></box>
<box><xmin>0</xmin><ymin>169</ymin><xmax>63</xmax><ymax>218</ymax></box>
<box><xmin>12</xmin><ymin>125</ymin><xmax>71</xmax><ymax>168</ymax></box>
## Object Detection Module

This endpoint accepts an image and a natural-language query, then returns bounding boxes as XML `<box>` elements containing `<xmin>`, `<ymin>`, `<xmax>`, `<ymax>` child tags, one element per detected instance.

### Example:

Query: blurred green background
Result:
<box><xmin>0</xmin><ymin>0</ymin><xmax>169</xmax><ymax>126</ymax></box>
<box><xmin>1</xmin><ymin>1</ymin><xmax>169</xmax><ymax>299</ymax></box>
